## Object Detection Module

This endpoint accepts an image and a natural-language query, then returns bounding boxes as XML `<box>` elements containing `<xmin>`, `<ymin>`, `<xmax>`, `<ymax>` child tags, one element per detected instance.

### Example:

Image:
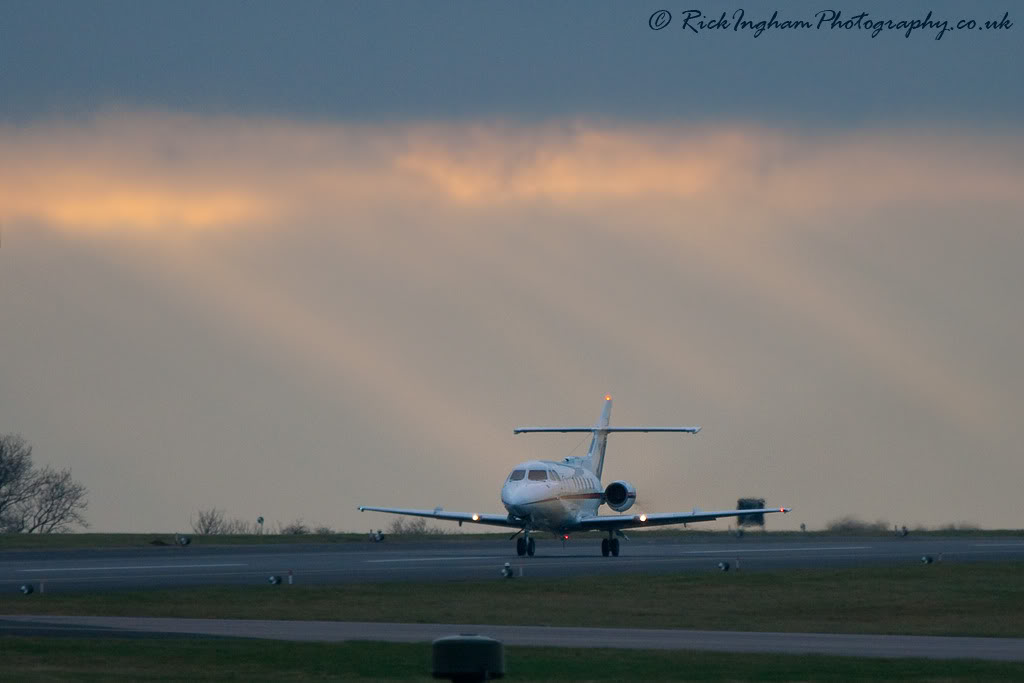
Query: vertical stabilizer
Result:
<box><xmin>583</xmin><ymin>395</ymin><xmax>613</xmax><ymax>479</ymax></box>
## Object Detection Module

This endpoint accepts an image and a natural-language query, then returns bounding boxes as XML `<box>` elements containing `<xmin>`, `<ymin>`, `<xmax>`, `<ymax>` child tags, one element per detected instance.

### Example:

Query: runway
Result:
<box><xmin>2</xmin><ymin>615</ymin><xmax>1023</xmax><ymax>661</ymax></box>
<box><xmin>2</xmin><ymin>534</ymin><xmax>1023</xmax><ymax>593</ymax></box>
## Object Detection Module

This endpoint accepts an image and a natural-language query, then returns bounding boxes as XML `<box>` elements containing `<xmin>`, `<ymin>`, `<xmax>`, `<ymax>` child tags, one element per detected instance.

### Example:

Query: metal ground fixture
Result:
<box><xmin>432</xmin><ymin>634</ymin><xmax>504</xmax><ymax>682</ymax></box>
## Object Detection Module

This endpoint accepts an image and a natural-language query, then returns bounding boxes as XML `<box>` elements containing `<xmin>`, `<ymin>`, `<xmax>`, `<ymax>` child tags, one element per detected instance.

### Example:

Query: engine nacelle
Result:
<box><xmin>603</xmin><ymin>480</ymin><xmax>637</xmax><ymax>512</ymax></box>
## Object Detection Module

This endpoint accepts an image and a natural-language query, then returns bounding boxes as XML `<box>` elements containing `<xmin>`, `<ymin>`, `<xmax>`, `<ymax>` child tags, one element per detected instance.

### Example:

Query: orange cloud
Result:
<box><xmin>2</xmin><ymin>114</ymin><xmax>1021</xmax><ymax>237</ymax></box>
<box><xmin>9</xmin><ymin>185</ymin><xmax>274</xmax><ymax>233</ymax></box>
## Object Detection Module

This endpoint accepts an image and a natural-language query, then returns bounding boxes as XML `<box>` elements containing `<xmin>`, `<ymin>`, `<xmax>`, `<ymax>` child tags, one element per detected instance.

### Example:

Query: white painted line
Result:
<box><xmin>365</xmin><ymin>556</ymin><xmax>505</xmax><ymax>563</ymax></box>
<box><xmin>3</xmin><ymin>569</ymin><xmax>272</xmax><ymax>583</ymax></box>
<box><xmin>676</xmin><ymin>546</ymin><xmax>870</xmax><ymax>555</ymax></box>
<box><xmin>958</xmin><ymin>549</ymin><xmax>1024</xmax><ymax>554</ymax></box>
<box><xmin>18</xmin><ymin>563</ymin><xmax>248</xmax><ymax>573</ymax></box>
<box><xmin>973</xmin><ymin>543</ymin><xmax>1024</xmax><ymax>547</ymax></box>
<box><xmin>363</xmin><ymin>547</ymin><xmax>870</xmax><ymax>564</ymax></box>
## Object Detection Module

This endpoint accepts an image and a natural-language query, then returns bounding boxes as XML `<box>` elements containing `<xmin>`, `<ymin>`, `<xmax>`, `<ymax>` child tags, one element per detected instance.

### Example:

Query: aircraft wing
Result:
<box><xmin>358</xmin><ymin>506</ymin><xmax>521</xmax><ymax>528</ymax></box>
<box><xmin>576</xmin><ymin>506</ymin><xmax>791</xmax><ymax>531</ymax></box>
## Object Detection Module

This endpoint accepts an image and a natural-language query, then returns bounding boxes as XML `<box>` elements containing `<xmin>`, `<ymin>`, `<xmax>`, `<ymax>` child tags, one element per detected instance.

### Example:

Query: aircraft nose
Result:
<box><xmin>502</xmin><ymin>485</ymin><xmax>531</xmax><ymax>511</ymax></box>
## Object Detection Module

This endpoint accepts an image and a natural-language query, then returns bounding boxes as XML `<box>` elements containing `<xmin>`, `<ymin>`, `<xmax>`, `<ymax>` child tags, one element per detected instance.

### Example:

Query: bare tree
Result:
<box><xmin>20</xmin><ymin>468</ymin><xmax>89</xmax><ymax>533</ymax></box>
<box><xmin>0</xmin><ymin>434</ymin><xmax>37</xmax><ymax>526</ymax></box>
<box><xmin>1</xmin><ymin>434</ymin><xmax>89</xmax><ymax>533</ymax></box>
<box><xmin>191</xmin><ymin>507</ymin><xmax>228</xmax><ymax>535</ymax></box>
<box><xmin>826</xmin><ymin>516</ymin><xmax>891</xmax><ymax>534</ymax></box>
<box><xmin>222</xmin><ymin>517</ymin><xmax>256</xmax><ymax>534</ymax></box>
<box><xmin>190</xmin><ymin>508</ymin><xmax>259</xmax><ymax>535</ymax></box>
<box><xmin>386</xmin><ymin>517</ymin><xmax>451</xmax><ymax>535</ymax></box>
<box><xmin>279</xmin><ymin>518</ymin><xmax>310</xmax><ymax>535</ymax></box>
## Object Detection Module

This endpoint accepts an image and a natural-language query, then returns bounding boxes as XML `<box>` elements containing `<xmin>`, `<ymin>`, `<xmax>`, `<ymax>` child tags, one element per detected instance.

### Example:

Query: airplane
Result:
<box><xmin>359</xmin><ymin>396</ymin><xmax>790</xmax><ymax>557</ymax></box>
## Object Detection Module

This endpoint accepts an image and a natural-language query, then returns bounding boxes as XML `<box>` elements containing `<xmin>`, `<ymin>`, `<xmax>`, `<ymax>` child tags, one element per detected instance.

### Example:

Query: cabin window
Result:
<box><xmin>528</xmin><ymin>469</ymin><xmax>547</xmax><ymax>481</ymax></box>
<box><xmin>508</xmin><ymin>470</ymin><xmax>526</xmax><ymax>481</ymax></box>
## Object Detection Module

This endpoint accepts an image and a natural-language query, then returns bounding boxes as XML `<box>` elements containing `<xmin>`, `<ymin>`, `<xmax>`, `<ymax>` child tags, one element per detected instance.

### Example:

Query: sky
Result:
<box><xmin>1</xmin><ymin>2</ymin><xmax>1022</xmax><ymax>533</ymax></box>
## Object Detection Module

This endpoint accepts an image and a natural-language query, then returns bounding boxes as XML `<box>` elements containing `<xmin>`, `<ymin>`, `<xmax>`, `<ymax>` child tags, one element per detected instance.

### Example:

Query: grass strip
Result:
<box><xmin>3</xmin><ymin>637</ymin><xmax>1024</xmax><ymax>682</ymax></box>
<box><xmin>0</xmin><ymin>533</ymin><xmax>369</xmax><ymax>550</ymax></box>
<box><xmin>3</xmin><ymin>563</ymin><xmax>1023</xmax><ymax>638</ymax></box>
<box><xmin>2</xmin><ymin>528</ymin><xmax>1021</xmax><ymax>551</ymax></box>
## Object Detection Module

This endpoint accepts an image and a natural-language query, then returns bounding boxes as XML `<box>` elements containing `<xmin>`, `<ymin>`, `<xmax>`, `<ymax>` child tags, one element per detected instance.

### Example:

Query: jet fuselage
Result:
<box><xmin>500</xmin><ymin>459</ymin><xmax>604</xmax><ymax>532</ymax></box>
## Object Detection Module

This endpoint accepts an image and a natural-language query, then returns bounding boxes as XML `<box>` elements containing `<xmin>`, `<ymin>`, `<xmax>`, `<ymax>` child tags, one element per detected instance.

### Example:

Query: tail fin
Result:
<box><xmin>512</xmin><ymin>396</ymin><xmax>700</xmax><ymax>481</ymax></box>
<box><xmin>583</xmin><ymin>395</ymin><xmax>613</xmax><ymax>478</ymax></box>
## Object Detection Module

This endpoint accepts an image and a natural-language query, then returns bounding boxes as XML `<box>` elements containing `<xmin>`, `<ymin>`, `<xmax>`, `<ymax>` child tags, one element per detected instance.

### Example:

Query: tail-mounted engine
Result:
<box><xmin>603</xmin><ymin>480</ymin><xmax>637</xmax><ymax>512</ymax></box>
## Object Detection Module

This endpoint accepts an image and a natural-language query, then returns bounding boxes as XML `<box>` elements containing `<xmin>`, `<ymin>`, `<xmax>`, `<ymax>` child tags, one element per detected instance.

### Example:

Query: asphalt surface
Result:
<box><xmin>2</xmin><ymin>534</ymin><xmax>1023</xmax><ymax>593</ymax></box>
<box><xmin>2</xmin><ymin>615</ymin><xmax>1023</xmax><ymax>661</ymax></box>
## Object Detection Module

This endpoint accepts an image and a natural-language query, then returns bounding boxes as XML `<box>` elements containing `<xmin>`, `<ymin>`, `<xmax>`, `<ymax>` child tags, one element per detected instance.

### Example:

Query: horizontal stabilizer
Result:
<box><xmin>514</xmin><ymin>426</ymin><xmax>701</xmax><ymax>434</ymax></box>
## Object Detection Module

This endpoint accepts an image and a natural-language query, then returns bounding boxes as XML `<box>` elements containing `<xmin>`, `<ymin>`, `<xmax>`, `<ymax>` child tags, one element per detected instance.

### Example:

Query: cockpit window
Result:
<box><xmin>548</xmin><ymin>470</ymin><xmax>561</xmax><ymax>481</ymax></box>
<box><xmin>508</xmin><ymin>470</ymin><xmax>526</xmax><ymax>481</ymax></box>
<box><xmin>528</xmin><ymin>469</ymin><xmax>547</xmax><ymax>481</ymax></box>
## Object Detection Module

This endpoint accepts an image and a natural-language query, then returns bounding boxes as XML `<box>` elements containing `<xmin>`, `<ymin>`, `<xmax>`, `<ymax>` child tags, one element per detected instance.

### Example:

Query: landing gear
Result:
<box><xmin>601</xmin><ymin>533</ymin><xmax>620</xmax><ymax>557</ymax></box>
<box><xmin>516</xmin><ymin>533</ymin><xmax>536</xmax><ymax>557</ymax></box>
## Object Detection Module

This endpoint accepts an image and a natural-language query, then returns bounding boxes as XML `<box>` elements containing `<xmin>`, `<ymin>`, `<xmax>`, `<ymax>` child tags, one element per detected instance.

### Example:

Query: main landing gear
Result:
<box><xmin>516</xmin><ymin>534</ymin><xmax>535</xmax><ymax>557</ymax></box>
<box><xmin>601</xmin><ymin>533</ymin><xmax>620</xmax><ymax>557</ymax></box>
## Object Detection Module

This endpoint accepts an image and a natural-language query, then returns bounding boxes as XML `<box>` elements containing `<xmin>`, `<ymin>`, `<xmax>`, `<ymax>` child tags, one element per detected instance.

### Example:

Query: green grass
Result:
<box><xmin>0</xmin><ymin>532</ymin><xmax>512</xmax><ymax>551</ymax></box>
<box><xmin>4</xmin><ymin>563</ymin><xmax>1023</xmax><ymax>638</ymax></box>
<box><xmin>2</xmin><ymin>528</ymin><xmax>1021</xmax><ymax>551</ymax></box>
<box><xmin>2</xmin><ymin>637</ymin><xmax>1023</xmax><ymax>682</ymax></box>
<box><xmin>0</xmin><ymin>532</ymin><xmax>367</xmax><ymax>550</ymax></box>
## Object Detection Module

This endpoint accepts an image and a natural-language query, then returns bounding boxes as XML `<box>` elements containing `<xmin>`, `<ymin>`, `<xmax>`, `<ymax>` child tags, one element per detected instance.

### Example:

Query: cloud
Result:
<box><xmin>5</xmin><ymin>113</ymin><xmax>1020</xmax><ymax>437</ymax></box>
<box><xmin>2</xmin><ymin>113</ymin><xmax>1021</xmax><ymax>237</ymax></box>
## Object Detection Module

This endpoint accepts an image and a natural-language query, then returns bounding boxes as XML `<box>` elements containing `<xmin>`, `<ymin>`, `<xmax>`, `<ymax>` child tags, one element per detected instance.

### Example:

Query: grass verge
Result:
<box><xmin>3</xmin><ymin>637</ymin><xmax>1024</xmax><ymax>682</ymax></box>
<box><xmin>2</xmin><ymin>528</ymin><xmax>1021</xmax><ymax>551</ymax></box>
<box><xmin>0</xmin><ymin>533</ymin><xmax>369</xmax><ymax>550</ymax></box>
<box><xmin>3</xmin><ymin>563</ymin><xmax>1023</xmax><ymax>638</ymax></box>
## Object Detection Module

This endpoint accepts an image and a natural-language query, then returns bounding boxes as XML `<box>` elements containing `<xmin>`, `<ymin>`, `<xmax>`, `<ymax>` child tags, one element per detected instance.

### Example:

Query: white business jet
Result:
<box><xmin>359</xmin><ymin>396</ymin><xmax>790</xmax><ymax>557</ymax></box>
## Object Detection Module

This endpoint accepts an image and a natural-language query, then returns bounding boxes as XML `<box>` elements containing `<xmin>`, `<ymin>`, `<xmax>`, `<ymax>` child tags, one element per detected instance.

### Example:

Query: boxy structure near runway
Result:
<box><xmin>737</xmin><ymin>498</ymin><xmax>766</xmax><ymax>527</ymax></box>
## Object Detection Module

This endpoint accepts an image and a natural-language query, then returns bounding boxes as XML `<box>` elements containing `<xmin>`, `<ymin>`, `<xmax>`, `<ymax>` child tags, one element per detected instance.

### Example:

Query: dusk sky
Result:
<box><xmin>1</xmin><ymin>2</ymin><xmax>1021</xmax><ymax>533</ymax></box>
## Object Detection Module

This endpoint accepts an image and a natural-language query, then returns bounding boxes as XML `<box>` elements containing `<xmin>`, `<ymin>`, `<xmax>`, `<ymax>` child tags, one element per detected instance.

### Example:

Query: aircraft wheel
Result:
<box><xmin>516</xmin><ymin>537</ymin><xmax>526</xmax><ymax>556</ymax></box>
<box><xmin>601</xmin><ymin>538</ymin><xmax>610</xmax><ymax>557</ymax></box>
<box><xmin>610</xmin><ymin>538</ymin><xmax>620</xmax><ymax>557</ymax></box>
<box><xmin>526</xmin><ymin>537</ymin><xmax>536</xmax><ymax>556</ymax></box>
